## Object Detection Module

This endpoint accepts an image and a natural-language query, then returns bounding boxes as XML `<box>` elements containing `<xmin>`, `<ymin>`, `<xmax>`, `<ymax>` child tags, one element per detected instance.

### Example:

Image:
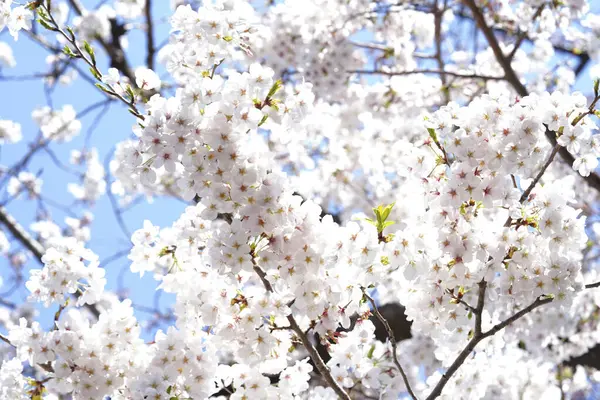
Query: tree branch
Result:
<box><xmin>362</xmin><ymin>290</ymin><xmax>418</xmax><ymax>400</ymax></box>
<box><xmin>425</xmin><ymin>294</ymin><xmax>552</xmax><ymax>400</ymax></box>
<box><xmin>144</xmin><ymin>0</ymin><xmax>155</xmax><ymax>70</ymax></box>
<box><xmin>349</xmin><ymin>68</ymin><xmax>505</xmax><ymax>81</ymax></box>
<box><xmin>474</xmin><ymin>280</ymin><xmax>486</xmax><ymax>337</ymax></box>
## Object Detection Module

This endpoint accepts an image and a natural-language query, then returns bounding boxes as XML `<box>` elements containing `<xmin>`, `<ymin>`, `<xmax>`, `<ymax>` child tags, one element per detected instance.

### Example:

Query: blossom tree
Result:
<box><xmin>3</xmin><ymin>0</ymin><xmax>600</xmax><ymax>398</ymax></box>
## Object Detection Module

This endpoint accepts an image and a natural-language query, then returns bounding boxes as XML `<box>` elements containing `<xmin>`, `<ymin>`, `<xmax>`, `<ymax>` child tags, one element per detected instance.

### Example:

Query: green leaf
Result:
<box><xmin>367</xmin><ymin>344</ymin><xmax>375</xmax><ymax>359</ymax></box>
<box><xmin>359</xmin><ymin>293</ymin><xmax>368</xmax><ymax>305</ymax></box>
<box><xmin>223</xmin><ymin>35</ymin><xmax>234</xmax><ymax>42</ymax></box>
<box><xmin>66</xmin><ymin>26</ymin><xmax>76</xmax><ymax>40</ymax></box>
<box><xmin>89</xmin><ymin>67</ymin><xmax>102</xmax><ymax>81</ymax></box>
<box><xmin>381</xmin><ymin>202</ymin><xmax>395</xmax><ymax>222</ymax></box>
<box><xmin>125</xmin><ymin>85</ymin><xmax>136</xmax><ymax>101</ymax></box>
<box><xmin>38</xmin><ymin>18</ymin><xmax>58</xmax><ymax>31</ymax></box>
<box><xmin>369</xmin><ymin>203</ymin><xmax>396</xmax><ymax>235</ymax></box>
<box><xmin>95</xmin><ymin>83</ymin><xmax>114</xmax><ymax>95</ymax></box>
<box><xmin>83</xmin><ymin>40</ymin><xmax>96</xmax><ymax>65</ymax></box>
<box><xmin>258</xmin><ymin>114</ymin><xmax>269</xmax><ymax>127</ymax></box>
<box><xmin>363</xmin><ymin>218</ymin><xmax>377</xmax><ymax>227</ymax></box>
<box><xmin>267</xmin><ymin>79</ymin><xmax>283</xmax><ymax>99</ymax></box>
<box><xmin>427</xmin><ymin>127</ymin><xmax>437</xmax><ymax>141</ymax></box>
<box><xmin>63</xmin><ymin>45</ymin><xmax>77</xmax><ymax>58</ymax></box>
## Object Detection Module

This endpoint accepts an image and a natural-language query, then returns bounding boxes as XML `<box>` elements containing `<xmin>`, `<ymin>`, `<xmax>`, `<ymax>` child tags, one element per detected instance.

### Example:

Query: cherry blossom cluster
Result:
<box><xmin>72</xmin><ymin>5</ymin><xmax>115</xmax><ymax>42</ymax></box>
<box><xmin>256</xmin><ymin>0</ymin><xmax>367</xmax><ymax>99</ymax></box>
<box><xmin>3</xmin><ymin>1</ymin><xmax>600</xmax><ymax>399</ymax></box>
<box><xmin>159</xmin><ymin>3</ymin><xmax>254</xmax><ymax>83</ymax></box>
<box><xmin>0</xmin><ymin>118</ymin><xmax>21</xmax><ymax>144</ymax></box>
<box><xmin>32</xmin><ymin>104</ymin><xmax>82</xmax><ymax>142</ymax></box>
<box><xmin>115</xmin><ymin>0</ymin><xmax>145</xmax><ymax>20</ymax></box>
<box><xmin>369</xmin><ymin>92</ymin><xmax>591</xmax><ymax>355</ymax></box>
<box><xmin>100</xmin><ymin>3</ymin><xmax>599</xmax><ymax>399</ymax></box>
<box><xmin>0</xmin><ymin>357</ymin><xmax>26</xmax><ymax>399</ymax></box>
<box><xmin>7</xmin><ymin>171</ymin><xmax>42</xmax><ymax>199</ymax></box>
<box><xmin>68</xmin><ymin>148</ymin><xmax>106</xmax><ymax>203</ymax></box>
<box><xmin>375</xmin><ymin>6</ymin><xmax>436</xmax><ymax>71</ymax></box>
<box><xmin>502</xmin><ymin>272</ymin><xmax>600</xmax><ymax>365</ymax></box>
<box><xmin>7</xmin><ymin>300</ymin><xmax>144</xmax><ymax>399</ymax></box>
<box><xmin>28</xmin><ymin>210</ymin><xmax>94</xmax><ymax>246</ymax></box>
<box><xmin>266</xmin><ymin>80</ymin><xmax>440</xmax><ymax>220</ymax></box>
<box><xmin>0</xmin><ymin>41</ymin><xmax>16</xmax><ymax>67</ymax></box>
<box><xmin>25</xmin><ymin>236</ymin><xmax>106</xmax><ymax>307</ymax></box>
<box><xmin>0</xmin><ymin>0</ymin><xmax>33</xmax><ymax>40</ymax></box>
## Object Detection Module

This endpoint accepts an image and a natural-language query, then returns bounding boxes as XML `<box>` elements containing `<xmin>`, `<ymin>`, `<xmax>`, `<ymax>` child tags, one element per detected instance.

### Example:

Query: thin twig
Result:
<box><xmin>446</xmin><ymin>289</ymin><xmax>476</xmax><ymax>312</ymax></box>
<box><xmin>0</xmin><ymin>333</ymin><xmax>11</xmax><ymax>345</ymax></box>
<box><xmin>362</xmin><ymin>289</ymin><xmax>418</xmax><ymax>400</ymax></box>
<box><xmin>42</xmin><ymin>4</ymin><xmax>144</xmax><ymax>120</ymax></box>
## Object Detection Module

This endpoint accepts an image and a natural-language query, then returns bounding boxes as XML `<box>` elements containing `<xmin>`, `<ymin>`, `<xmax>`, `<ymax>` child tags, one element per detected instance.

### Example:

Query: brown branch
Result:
<box><xmin>585</xmin><ymin>281</ymin><xmax>600</xmax><ymax>289</ymax></box>
<box><xmin>0</xmin><ymin>333</ymin><xmax>11</xmax><ymax>345</ymax></box>
<box><xmin>425</xmin><ymin>294</ymin><xmax>552</xmax><ymax>400</ymax></box>
<box><xmin>362</xmin><ymin>290</ymin><xmax>418</xmax><ymax>400</ymax></box>
<box><xmin>474</xmin><ymin>280</ymin><xmax>486</xmax><ymax>337</ymax></box>
<box><xmin>0</xmin><ymin>206</ymin><xmax>45</xmax><ymax>260</ymax></box>
<box><xmin>453</xmin><ymin>8</ymin><xmax>590</xmax><ymax>77</ymax></box>
<box><xmin>461</xmin><ymin>0</ymin><xmax>527</xmax><ymax>96</ymax></box>
<box><xmin>350</xmin><ymin>69</ymin><xmax>505</xmax><ymax>81</ymax></box>
<box><xmin>144</xmin><ymin>0</ymin><xmax>155</xmax><ymax>70</ymax></box>
<box><xmin>251</xmin><ymin>259</ymin><xmax>351</xmax><ymax>400</ymax></box>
